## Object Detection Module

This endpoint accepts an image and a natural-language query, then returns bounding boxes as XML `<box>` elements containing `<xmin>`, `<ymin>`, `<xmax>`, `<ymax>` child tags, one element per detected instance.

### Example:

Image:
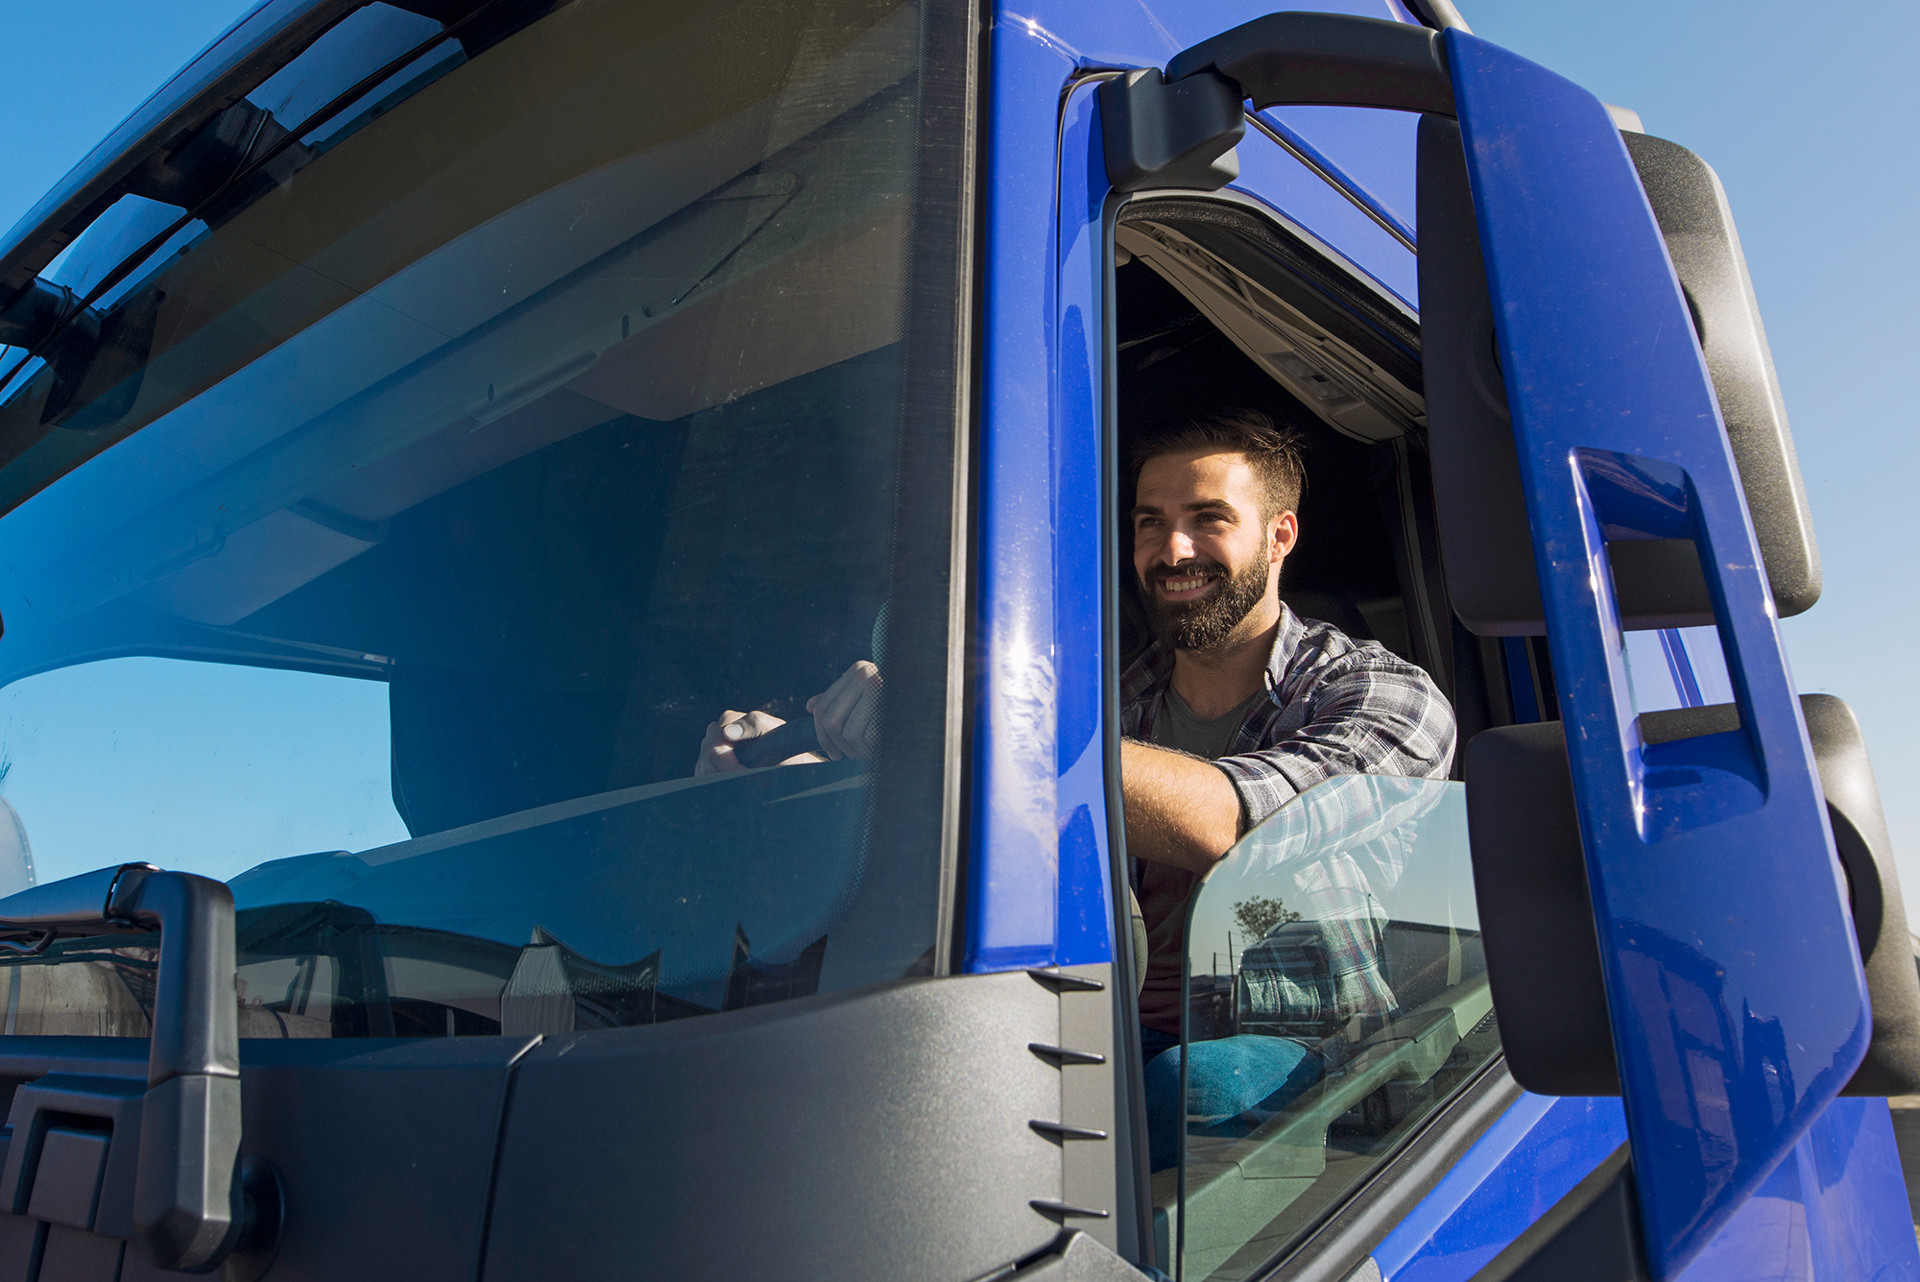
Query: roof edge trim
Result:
<box><xmin>0</xmin><ymin>0</ymin><xmax>362</xmax><ymax>293</ymax></box>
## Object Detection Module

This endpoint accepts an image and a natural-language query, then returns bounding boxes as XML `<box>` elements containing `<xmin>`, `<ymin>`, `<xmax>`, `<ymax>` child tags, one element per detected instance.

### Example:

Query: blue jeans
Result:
<box><xmin>1141</xmin><ymin>1027</ymin><xmax>1324</xmax><ymax>1172</ymax></box>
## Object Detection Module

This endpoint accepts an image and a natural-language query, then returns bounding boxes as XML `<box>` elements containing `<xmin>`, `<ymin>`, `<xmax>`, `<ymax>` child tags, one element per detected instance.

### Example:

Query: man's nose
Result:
<box><xmin>1164</xmin><ymin>529</ymin><xmax>1197</xmax><ymax>563</ymax></box>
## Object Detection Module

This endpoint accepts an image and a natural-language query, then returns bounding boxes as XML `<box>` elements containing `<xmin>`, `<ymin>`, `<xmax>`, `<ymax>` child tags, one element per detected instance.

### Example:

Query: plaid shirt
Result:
<box><xmin>1125</xmin><ymin>606</ymin><xmax>1456</xmax><ymax>1034</ymax></box>
<box><xmin>1121</xmin><ymin>605</ymin><xmax>1456</xmax><ymax>828</ymax></box>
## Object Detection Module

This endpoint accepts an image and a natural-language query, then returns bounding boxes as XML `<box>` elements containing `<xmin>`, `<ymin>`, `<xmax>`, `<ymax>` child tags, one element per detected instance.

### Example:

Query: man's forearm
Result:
<box><xmin>1121</xmin><ymin>739</ymin><xmax>1245</xmax><ymax>873</ymax></box>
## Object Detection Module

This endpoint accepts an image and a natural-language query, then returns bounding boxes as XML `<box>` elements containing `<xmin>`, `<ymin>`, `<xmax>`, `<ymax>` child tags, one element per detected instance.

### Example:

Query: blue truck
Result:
<box><xmin>0</xmin><ymin>0</ymin><xmax>1909</xmax><ymax>1278</ymax></box>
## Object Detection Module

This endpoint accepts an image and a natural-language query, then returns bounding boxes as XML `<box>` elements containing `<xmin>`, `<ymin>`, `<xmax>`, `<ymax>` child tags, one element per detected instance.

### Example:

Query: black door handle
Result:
<box><xmin>0</xmin><ymin>863</ymin><xmax>278</xmax><ymax>1272</ymax></box>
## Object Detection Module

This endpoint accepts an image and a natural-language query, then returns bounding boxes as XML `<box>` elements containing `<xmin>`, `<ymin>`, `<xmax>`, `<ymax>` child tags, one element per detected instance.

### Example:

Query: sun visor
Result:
<box><xmin>1421</xmin><ymin>116</ymin><xmax>1821</xmax><ymax>635</ymax></box>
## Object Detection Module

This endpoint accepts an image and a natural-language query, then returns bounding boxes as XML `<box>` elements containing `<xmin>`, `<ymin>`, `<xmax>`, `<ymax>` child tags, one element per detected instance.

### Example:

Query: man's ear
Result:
<box><xmin>1270</xmin><ymin>511</ymin><xmax>1299</xmax><ymax>565</ymax></box>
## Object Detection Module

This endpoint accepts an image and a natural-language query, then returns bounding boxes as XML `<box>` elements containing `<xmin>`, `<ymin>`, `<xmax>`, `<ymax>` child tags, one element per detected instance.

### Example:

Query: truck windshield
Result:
<box><xmin>0</xmin><ymin>0</ymin><xmax>963</xmax><ymax>1038</ymax></box>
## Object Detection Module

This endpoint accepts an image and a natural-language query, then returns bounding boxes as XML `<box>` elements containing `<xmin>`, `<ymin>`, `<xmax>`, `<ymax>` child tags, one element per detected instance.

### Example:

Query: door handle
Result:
<box><xmin>0</xmin><ymin>863</ymin><xmax>279</xmax><ymax>1272</ymax></box>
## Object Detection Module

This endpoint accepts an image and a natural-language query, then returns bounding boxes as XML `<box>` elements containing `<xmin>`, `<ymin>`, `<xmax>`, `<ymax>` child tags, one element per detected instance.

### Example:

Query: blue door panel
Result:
<box><xmin>1373</xmin><ymin>1095</ymin><xmax>1918</xmax><ymax>1282</ymax></box>
<box><xmin>1258</xmin><ymin>104</ymin><xmax>1419</xmax><ymax>244</ymax></box>
<box><xmin>1229</xmin><ymin>117</ymin><xmax>1418</xmax><ymax>307</ymax></box>
<box><xmin>972</xmin><ymin>5</ymin><xmax>1901</xmax><ymax>1274</ymax></box>
<box><xmin>1790</xmin><ymin>1100</ymin><xmax>1918</xmax><ymax>1281</ymax></box>
<box><xmin>1446</xmin><ymin>29</ymin><xmax>1868</xmax><ymax>1276</ymax></box>
<box><xmin>1376</xmin><ymin>1095</ymin><xmax>1629</xmax><ymax>1281</ymax></box>
<box><xmin>1682</xmin><ymin>1100</ymin><xmax>1919</xmax><ymax>1280</ymax></box>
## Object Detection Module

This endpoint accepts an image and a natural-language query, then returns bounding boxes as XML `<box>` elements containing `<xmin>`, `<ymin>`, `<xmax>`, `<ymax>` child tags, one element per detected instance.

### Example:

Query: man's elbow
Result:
<box><xmin>1160</xmin><ymin>787</ymin><xmax>1244</xmax><ymax>873</ymax></box>
<box><xmin>1193</xmin><ymin>807</ymin><xmax>1243</xmax><ymax>866</ymax></box>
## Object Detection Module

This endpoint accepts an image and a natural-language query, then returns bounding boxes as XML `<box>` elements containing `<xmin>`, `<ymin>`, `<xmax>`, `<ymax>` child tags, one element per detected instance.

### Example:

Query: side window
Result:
<box><xmin>1110</xmin><ymin>179</ymin><xmax>1507</xmax><ymax>1275</ymax></box>
<box><xmin>1172</xmin><ymin>777</ymin><xmax>1495</xmax><ymax>1280</ymax></box>
<box><xmin>0</xmin><ymin>0</ymin><xmax>961</xmax><ymax>1039</ymax></box>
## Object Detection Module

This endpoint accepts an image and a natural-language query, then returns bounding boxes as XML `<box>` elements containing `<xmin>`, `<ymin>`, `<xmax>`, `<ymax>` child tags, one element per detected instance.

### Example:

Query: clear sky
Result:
<box><xmin>1461</xmin><ymin>0</ymin><xmax>1920</xmax><ymax>924</ymax></box>
<box><xmin>0</xmin><ymin>1</ymin><xmax>1914</xmax><ymax>916</ymax></box>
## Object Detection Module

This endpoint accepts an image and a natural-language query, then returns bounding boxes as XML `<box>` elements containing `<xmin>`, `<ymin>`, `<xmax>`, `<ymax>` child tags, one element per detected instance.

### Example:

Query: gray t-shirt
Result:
<box><xmin>1136</xmin><ymin>686</ymin><xmax>1265</xmax><ymax>1033</ymax></box>
<box><xmin>1155</xmin><ymin>686</ymin><xmax>1265</xmax><ymax>761</ymax></box>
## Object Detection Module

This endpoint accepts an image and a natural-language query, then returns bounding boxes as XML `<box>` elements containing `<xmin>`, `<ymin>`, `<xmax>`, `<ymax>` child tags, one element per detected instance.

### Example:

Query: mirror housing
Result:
<box><xmin>1465</xmin><ymin>696</ymin><xmax>1920</xmax><ymax>1097</ymax></box>
<box><xmin>1421</xmin><ymin>116</ymin><xmax>1821</xmax><ymax>633</ymax></box>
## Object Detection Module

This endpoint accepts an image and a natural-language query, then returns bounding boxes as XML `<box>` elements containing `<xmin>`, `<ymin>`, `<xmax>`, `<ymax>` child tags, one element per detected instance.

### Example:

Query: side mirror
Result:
<box><xmin>1465</xmin><ymin>695</ymin><xmax>1920</xmax><ymax>1097</ymax></box>
<box><xmin>1422</xmin><ymin>116</ymin><xmax>1821</xmax><ymax>634</ymax></box>
<box><xmin>0</xmin><ymin>865</ymin><xmax>282</xmax><ymax>1273</ymax></box>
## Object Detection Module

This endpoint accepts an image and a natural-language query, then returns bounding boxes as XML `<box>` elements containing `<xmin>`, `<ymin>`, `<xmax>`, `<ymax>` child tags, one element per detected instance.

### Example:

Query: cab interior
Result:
<box><xmin>1109</xmin><ymin>196</ymin><xmax>1507</xmax><ymax>1273</ymax></box>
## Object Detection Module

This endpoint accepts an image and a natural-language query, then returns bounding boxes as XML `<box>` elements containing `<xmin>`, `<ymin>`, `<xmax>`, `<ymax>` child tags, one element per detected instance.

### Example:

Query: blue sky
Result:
<box><xmin>0</xmin><ymin>0</ymin><xmax>1913</xmax><ymax>915</ymax></box>
<box><xmin>1463</xmin><ymin>0</ymin><xmax>1920</xmax><ymax>923</ymax></box>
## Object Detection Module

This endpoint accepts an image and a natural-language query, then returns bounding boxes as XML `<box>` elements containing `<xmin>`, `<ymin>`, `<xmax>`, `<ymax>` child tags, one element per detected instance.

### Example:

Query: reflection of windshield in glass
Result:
<box><xmin>1170</xmin><ymin>776</ymin><xmax>1498</xmax><ymax>1282</ymax></box>
<box><xmin>0</xmin><ymin>0</ymin><xmax>957</xmax><ymax>1040</ymax></box>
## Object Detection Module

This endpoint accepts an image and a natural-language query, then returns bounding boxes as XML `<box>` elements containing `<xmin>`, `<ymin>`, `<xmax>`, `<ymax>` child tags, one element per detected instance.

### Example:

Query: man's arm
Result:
<box><xmin>1119</xmin><ymin>647</ymin><xmax>1455</xmax><ymax>869</ymax></box>
<box><xmin>1214</xmin><ymin>653</ymin><xmax>1455</xmax><ymax>832</ymax></box>
<box><xmin>1120</xmin><ymin>739</ymin><xmax>1244</xmax><ymax>873</ymax></box>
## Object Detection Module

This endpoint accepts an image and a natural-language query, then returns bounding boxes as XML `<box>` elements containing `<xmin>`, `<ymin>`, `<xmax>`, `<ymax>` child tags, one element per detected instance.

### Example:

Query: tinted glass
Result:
<box><xmin>0</xmin><ymin>0</ymin><xmax>962</xmax><ymax>1039</ymax></box>
<box><xmin>1165</xmin><ymin>775</ymin><xmax>1499</xmax><ymax>1280</ymax></box>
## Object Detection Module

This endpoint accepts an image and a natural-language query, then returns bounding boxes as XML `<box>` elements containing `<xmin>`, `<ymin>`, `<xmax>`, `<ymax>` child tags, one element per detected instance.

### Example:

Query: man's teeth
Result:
<box><xmin>1163</xmin><ymin>576</ymin><xmax>1211</xmax><ymax>592</ymax></box>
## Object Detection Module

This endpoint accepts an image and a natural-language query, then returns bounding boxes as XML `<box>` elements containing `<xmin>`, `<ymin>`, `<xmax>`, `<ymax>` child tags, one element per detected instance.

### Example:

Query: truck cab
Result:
<box><xmin>0</xmin><ymin>1</ymin><xmax>1909</xmax><ymax>1279</ymax></box>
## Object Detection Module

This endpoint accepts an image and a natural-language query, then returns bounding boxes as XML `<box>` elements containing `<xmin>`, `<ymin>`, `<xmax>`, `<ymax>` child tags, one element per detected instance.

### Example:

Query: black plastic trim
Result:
<box><xmin>0</xmin><ymin>865</ymin><xmax>262</xmax><ymax>1271</ymax></box>
<box><xmin>1099</xmin><ymin>183</ymin><xmax>1158</xmax><ymax>1273</ymax></box>
<box><xmin>1466</xmin><ymin>695</ymin><xmax>1920</xmax><ymax>1097</ymax></box>
<box><xmin>1166</xmin><ymin>13</ymin><xmax>1454</xmax><ymax>116</ymax></box>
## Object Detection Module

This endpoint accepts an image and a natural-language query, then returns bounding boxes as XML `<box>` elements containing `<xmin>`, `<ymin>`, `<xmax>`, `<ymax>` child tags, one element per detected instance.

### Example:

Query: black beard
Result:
<box><xmin>1142</xmin><ymin>555</ymin><xmax>1270</xmax><ymax>652</ymax></box>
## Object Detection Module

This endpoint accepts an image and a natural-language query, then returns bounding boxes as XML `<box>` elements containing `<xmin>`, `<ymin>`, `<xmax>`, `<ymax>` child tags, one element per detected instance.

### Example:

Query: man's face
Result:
<box><xmin>1131</xmin><ymin>450</ymin><xmax>1297</xmax><ymax>652</ymax></box>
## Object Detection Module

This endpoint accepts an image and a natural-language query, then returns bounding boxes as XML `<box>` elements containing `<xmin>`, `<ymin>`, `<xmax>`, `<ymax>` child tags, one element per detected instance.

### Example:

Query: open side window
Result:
<box><xmin>1111</xmin><ymin>195</ymin><xmax>1505</xmax><ymax>745</ymax></box>
<box><xmin>1098</xmin><ymin>163</ymin><xmax>1515</xmax><ymax>1277</ymax></box>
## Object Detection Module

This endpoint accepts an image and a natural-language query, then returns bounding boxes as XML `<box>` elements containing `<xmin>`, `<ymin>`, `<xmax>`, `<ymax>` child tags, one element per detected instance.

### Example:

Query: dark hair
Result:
<box><xmin>1128</xmin><ymin>408</ymin><xmax>1307</xmax><ymax>521</ymax></box>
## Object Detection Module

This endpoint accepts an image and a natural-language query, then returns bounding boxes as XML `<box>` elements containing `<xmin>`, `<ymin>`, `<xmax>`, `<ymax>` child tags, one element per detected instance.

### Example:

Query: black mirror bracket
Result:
<box><xmin>0</xmin><ymin>864</ymin><xmax>280</xmax><ymax>1276</ymax></box>
<box><xmin>1101</xmin><ymin>12</ymin><xmax>1456</xmax><ymax>193</ymax></box>
<box><xmin>1098</xmin><ymin>70</ymin><xmax>1244</xmax><ymax>193</ymax></box>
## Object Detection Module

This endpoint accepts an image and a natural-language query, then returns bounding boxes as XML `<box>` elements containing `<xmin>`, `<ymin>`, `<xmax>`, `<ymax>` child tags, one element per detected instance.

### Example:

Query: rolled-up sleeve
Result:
<box><xmin>1210</xmin><ymin>653</ymin><xmax>1456</xmax><ymax>832</ymax></box>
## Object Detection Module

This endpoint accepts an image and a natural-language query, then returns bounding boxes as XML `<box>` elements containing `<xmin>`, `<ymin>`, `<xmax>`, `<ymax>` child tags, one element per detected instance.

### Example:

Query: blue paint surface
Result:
<box><xmin>964</xmin><ymin>10</ymin><xmax>1070</xmax><ymax>972</ymax></box>
<box><xmin>1681</xmin><ymin>1098</ymin><xmax>1920</xmax><ymax>1280</ymax></box>
<box><xmin>1378</xmin><ymin>1094</ymin><xmax>1628</xmax><ymax>1281</ymax></box>
<box><xmin>1377</xmin><ymin>1095</ymin><xmax>1919</xmax><ymax>1282</ymax></box>
<box><xmin>1448</xmin><ymin>27</ymin><xmax>1867</xmax><ymax>1276</ymax></box>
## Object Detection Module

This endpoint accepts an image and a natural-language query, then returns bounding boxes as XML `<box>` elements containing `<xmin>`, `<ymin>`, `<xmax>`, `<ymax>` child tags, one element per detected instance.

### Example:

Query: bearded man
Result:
<box><xmin>1119</xmin><ymin>408</ymin><xmax>1453</xmax><ymax>1166</ymax></box>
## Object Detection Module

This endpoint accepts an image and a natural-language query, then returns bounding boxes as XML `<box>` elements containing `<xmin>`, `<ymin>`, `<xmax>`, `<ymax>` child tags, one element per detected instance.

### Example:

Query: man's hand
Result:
<box><xmin>693</xmin><ymin>661</ymin><xmax>882</xmax><ymax>775</ymax></box>
<box><xmin>1121</xmin><ymin>739</ymin><xmax>1245</xmax><ymax>872</ymax></box>
<box><xmin>808</xmin><ymin>660</ymin><xmax>882</xmax><ymax>760</ymax></box>
<box><xmin>695</xmin><ymin>710</ymin><xmax>821</xmax><ymax>775</ymax></box>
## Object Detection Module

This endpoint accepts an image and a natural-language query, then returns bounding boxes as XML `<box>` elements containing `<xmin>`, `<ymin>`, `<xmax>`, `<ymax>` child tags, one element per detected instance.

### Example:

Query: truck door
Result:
<box><xmin>1086</xmin><ymin>10</ymin><xmax>1911</xmax><ymax>1280</ymax></box>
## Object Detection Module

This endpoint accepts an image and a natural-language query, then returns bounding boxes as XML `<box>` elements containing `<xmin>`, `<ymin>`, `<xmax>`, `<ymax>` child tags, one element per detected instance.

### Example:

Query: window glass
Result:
<box><xmin>0</xmin><ymin>0</ymin><xmax>961</xmax><ymax>1039</ymax></box>
<box><xmin>1166</xmin><ymin>775</ymin><xmax>1499</xmax><ymax>1280</ymax></box>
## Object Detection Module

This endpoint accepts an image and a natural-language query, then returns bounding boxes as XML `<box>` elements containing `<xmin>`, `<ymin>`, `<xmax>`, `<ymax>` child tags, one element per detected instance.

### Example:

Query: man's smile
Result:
<box><xmin>1153</xmin><ymin>569</ymin><xmax>1222</xmax><ymax>601</ymax></box>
